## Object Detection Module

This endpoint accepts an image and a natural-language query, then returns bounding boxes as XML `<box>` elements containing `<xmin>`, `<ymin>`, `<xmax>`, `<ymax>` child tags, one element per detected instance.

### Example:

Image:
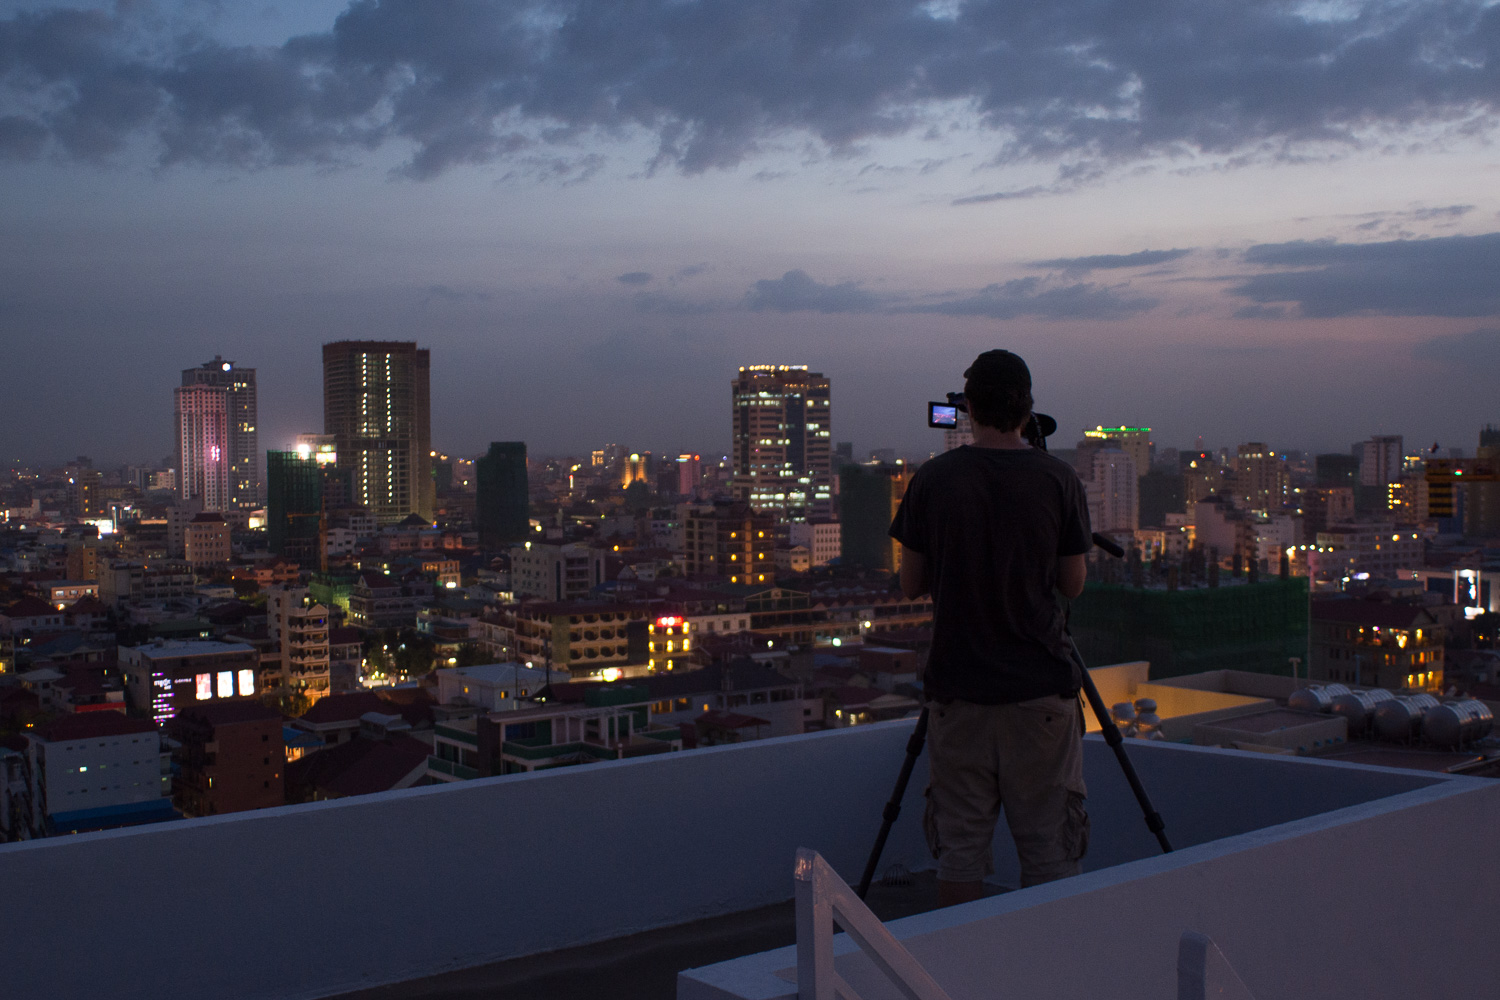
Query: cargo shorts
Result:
<box><xmin>923</xmin><ymin>694</ymin><xmax>1089</xmax><ymax>887</ymax></box>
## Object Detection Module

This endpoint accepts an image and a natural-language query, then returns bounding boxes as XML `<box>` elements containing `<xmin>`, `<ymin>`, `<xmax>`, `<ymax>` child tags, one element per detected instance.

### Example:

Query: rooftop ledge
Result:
<box><xmin>3</xmin><ymin>719</ymin><xmax>1495</xmax><ymax>1000</ymax></box>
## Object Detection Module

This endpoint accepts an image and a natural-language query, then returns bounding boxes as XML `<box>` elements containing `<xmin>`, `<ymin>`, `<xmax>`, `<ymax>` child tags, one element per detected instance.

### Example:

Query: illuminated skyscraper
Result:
<box><xmin>175</xmin><ymin>384</ymin><xmax>231</xmax><ymax>511</ymax></box>
<box><xmin>731</xmin><ymin>365</ymin><xmax>832</xmax><ymax>520</ymax></box>
<box><xmin>322</xmin><ymin>341</ymin><xmax>433</xmax><ymax>525</ymax></box>
<box><xmin>180</xmin><ymin>356</ymin><xmax>261</xmax><ymax>509</ymax></box>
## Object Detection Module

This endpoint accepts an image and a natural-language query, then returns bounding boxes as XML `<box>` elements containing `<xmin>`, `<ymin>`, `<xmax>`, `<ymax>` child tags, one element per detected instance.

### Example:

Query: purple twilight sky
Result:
<box><xmin>2</xmin><ymin>0</ymin><xmax>1500</xmax><ymax>466</ymax></box>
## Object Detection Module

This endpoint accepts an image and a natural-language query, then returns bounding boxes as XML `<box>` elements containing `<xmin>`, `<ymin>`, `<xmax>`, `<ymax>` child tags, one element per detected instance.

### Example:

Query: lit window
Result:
<box><xmin>217</xmin><ymin>671</ymin><xmax>234</xmax><ymax>698</ymax></box>
<box><xmin>195</xmin><ymin>674</ymin><xmax>213</xmax><ymax>700</ymax></box>
<box><xmin>237</xmin><ymin>669</ymin><xmax>255</xmax><ymax>697</ymax></box>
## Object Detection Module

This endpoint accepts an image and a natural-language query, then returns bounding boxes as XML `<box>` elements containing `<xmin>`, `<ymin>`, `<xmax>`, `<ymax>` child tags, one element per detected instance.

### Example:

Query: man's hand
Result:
<box><xmin>900</xmin><ymin>546</ymin><xmax>928</xmax><ymax>599</ymax></box>
<box><xmin>1056</xmin><ymin>553</ymin><xmax>1086</xmax><ymax>599</ymax></box>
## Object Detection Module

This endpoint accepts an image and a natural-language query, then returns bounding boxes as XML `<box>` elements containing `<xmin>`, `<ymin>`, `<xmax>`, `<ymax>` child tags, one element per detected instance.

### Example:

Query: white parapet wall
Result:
<box><xmin>0</xmin><ymin>721</ymin><xmax>1450</xmax><ymax>1000</ymax></box>
<box><xmin>679</xmin><ymin>772</ymin><xmax>1500</xmax><ymax>1000</ymax></box>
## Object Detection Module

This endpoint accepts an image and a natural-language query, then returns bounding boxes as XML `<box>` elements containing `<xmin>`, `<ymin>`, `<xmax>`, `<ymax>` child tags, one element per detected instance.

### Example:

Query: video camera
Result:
<box><xmin>927</xmin><ymin>392</ymin><xmax>1058</xmax><ymax>450</ymax></box>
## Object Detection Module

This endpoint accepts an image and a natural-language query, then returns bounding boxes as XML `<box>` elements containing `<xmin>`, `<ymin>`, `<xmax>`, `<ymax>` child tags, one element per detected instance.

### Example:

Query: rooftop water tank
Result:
<box><xmin>1372</xmin><ymin>694</ymin><xmax>1440</xmax><ymax>743</ymax></box>
<box><xmin>1331</xmin><ymin>688</ymin><xmax>1394</xmax><ymax>737</ymax></box>
<box><xmin>1288</xmin><ymin>683</ymin><xmax>1351</xmax><ymax>713</ymax></box>
<box><xmin>1421</xmin><ymin>700</ymin><xmax>1494</xmax><ymax>749</ymax></box>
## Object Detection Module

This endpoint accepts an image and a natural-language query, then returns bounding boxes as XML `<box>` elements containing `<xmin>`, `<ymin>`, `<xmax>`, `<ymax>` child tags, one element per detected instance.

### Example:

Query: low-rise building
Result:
<box><xmin>434</xmin><ymin>663</ymin><xmax>566</xmax><ymax>711</ymax></box>
<box><xmin>119</xmin><ymin>640</ymin><xmax>260</xmax><ymax>725</ymax></box>
<box><xmin>184</xmin><ymin>513</ymin><xmax>232</xmax><ymax>569</ymax></box>
<box><xmin>26</xmin><ymin>712</ymin><xmax>175</xmax><ymax>835</ymax></box>
<box><xmin>1309</xmin><ymin>599</ymin><xmax>1445</xmax><ymax>692</ymax></box>
<box><xmin>508</xmin><ymin>541</ymin><xmax>607</xmax><ymax>601</ymax></box>
<box><xmin>167</xmin><ymin>701</ymin><xmax>285</xmax><ymax>817</ymax></box>
<box><xmin>789</xmin><ymin>519</ymin><xmax>841</xmax><ymax>568</ymax></box>
<box><xmin>347</xmin><ymin>570</ymin><xmax>433</xmax><ymax>629</ymax></box>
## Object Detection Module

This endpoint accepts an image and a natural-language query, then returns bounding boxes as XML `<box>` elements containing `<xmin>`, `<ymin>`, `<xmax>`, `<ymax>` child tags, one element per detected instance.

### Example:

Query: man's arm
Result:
<box><xmin>1056</xmin><ymin>552</ymin><xmax>1086</xmax><ymax>599</ymax></box>
<box><xmin>899</xmin><ymin>546</ymin><xmax>928</xmax><ymax>599</ymax></box>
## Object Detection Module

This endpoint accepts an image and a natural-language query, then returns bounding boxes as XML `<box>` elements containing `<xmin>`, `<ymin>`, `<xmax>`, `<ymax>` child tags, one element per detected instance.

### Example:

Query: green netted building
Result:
<box><xmin>1070</xmin><ymin>577</ymin><xmax>1309</xmax><ymax>679</ymax></box>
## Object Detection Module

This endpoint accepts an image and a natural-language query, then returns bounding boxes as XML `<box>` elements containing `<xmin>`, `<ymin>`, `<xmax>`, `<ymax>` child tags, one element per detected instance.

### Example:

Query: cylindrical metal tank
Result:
<box><xmin>1372</xmin><ymin>694</ymin><xmax>1441</xmax><ymax>743</ymax></box>
<box><xmin>1331</xmin><ymin>688</ymin><xmax>1394</xmax><ymax>737</ymax></box>
<box><xmin>1288</xmin><ymin>683</ymin><xmax>1351</xmax><ymax>713</ymax></box>
<box><xmin>1422</xmin><ymin>700</ymin><xmax>1495</xmax><ymax>749</ymax></box>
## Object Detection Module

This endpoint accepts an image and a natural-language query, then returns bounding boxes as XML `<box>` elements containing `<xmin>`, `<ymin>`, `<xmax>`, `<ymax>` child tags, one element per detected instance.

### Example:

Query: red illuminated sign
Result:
<box><xmin>656</xmin><ymin>616</ymin><xmax>682</xmax><ymax>628</ymax></box>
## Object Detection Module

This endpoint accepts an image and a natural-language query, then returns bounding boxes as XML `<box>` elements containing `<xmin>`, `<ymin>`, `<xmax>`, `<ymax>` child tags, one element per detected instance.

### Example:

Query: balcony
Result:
<box><xmin>1</xmin><ymin>717</ymin><xmax>1494</xmax><ymax>1000</ymax></box>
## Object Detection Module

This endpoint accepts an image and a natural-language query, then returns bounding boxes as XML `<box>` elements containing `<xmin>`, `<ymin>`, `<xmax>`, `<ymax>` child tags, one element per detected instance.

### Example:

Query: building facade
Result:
<box><xmin>838</xmin><ymin>464</ymin><xmax>909</xmax><ymax>573</ymax></box>
<box><xmin>26</xmin><ymin>712</ymin><xmax>174</xmax><ymax>835</ymax></box>
<box><xmin>509</xmin><ymin>541</ymin><xmax>606</xmax><ymax>602</ymax></box>
<box><xmin>476</xmin><ymin>441</ymin><xmax>529</xmax><ymax>550</ymax></box>
<box><xmin>322</xmin><ymin>341</ymin><xmax>434</xmax><ymax>525</ymax></box>
<box><xmin>1087</xmin><ymin>449</ymin><xmax>1140</xmax><ymax>535</ymax></box>
<box><xmin>174</xmin><ymin>384</ymin><xmax>231</xmax><ymax>512</ymax></box>
<box><xmin>119</xmin><ymin>640</ymin><xmax>260</xmax><ymax>725</ymax></box>
<box><xmin>731</xmin><ymin>365</ymin><xmax>832</xmax><ymax>520</ymax></box>
<box><xmin>167</xmin><ymin>701</ymin><xmax>285</xmax><ymax>817</ymax></box>
<box><xmin>682</xmin><ymin>503</ymin><xmax>776</xmax><ymax>584</ymax></box>
<box><xmin>180</xmin><ymin>356</ymin><xmax>261</xmax><ymax>509</ymax></box>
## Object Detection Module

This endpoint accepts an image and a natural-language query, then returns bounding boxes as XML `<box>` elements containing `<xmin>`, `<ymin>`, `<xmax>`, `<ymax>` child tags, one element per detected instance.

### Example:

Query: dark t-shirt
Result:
<box><xmin>889</xmin><ymin>445</ymin><xmax>1092</xmax><ymax>705</ymax></box>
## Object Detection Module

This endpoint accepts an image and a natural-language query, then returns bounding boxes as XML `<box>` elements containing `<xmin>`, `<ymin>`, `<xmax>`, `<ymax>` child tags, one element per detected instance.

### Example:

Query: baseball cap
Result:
<box><xmin>963</xmin><ymin>350</ymin><xmax>1031</xmax><ymax>389</ymax></box>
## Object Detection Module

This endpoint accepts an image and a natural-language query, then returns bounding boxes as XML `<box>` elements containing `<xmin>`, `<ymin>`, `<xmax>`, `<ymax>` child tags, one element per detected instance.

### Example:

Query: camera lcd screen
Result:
<box><xmin>928</xmin><ymin>403</ymin><xmax>958</xmax><ymax>429</ymax></box>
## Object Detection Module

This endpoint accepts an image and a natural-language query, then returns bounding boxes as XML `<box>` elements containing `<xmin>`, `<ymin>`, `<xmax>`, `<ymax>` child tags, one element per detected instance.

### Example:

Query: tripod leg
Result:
<box><xmin>1071</xmin><ymin>639</ymin><xmax>1173</xmax><ymax>854</ymax></box>
<box><xmin>856</xmin><ymin>707</ymin><xmax>930</xmax><ymax>899</ymax></box>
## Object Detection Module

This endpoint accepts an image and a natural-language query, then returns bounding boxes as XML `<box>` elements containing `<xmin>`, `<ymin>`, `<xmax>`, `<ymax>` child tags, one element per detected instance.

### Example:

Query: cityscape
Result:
<box><xmin>4</xmin><ymin>1</ymin><xmax>1500</xmax><ymax>998</ymax></box>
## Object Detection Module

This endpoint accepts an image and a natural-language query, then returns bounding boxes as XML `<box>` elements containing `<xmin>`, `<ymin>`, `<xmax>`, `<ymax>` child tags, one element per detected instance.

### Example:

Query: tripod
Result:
<box><xmin>855</xmin><ymin>531</ymin><xmax>1172</xmax><ymax>900</ymax></box>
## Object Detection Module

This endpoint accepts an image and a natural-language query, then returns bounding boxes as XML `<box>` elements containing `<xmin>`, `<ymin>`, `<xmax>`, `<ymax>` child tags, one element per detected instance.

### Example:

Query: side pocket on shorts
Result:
<box><xmin>1066</xmin><ymin>790</ymin><xmax>1090</xmax><ymax>862</ymax></box>
<box><xmin>923</xmin><ymin>785</ymin><xmax>941</xmax><ymax>861</ymax></box>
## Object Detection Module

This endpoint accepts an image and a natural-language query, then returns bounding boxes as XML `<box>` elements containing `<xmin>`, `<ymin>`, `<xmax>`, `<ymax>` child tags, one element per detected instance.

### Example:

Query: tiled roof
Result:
<box><xmin>177</xmin><ymin>701</ymin><xmax>283</xmax><ymax>726</ymax></box>
<box><xmin>696</xmin><ymin>710</ymin><xmax>771</xmax><ymax>730</ymax></box>
<box><xmin>298</xmin><ymin>692</ymin><xmax>392</xmax><ymax>725</ymax></box>
<box><xmin>287</xmin><ymin>734</ymin><xmax>431</xmax><ymax>798</ymax></box>
<box><xmin>4</xmin><ymin>595</ymin><xmax>57</xmax><ymax>618</ymax></box>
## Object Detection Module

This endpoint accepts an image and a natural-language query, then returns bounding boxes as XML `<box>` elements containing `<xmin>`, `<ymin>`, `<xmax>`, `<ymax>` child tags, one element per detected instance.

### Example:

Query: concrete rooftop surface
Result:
<box><xmin>1</xmin><ymin>718</ymin><xmax>1494</xmax><ymax>1000</ymax></box>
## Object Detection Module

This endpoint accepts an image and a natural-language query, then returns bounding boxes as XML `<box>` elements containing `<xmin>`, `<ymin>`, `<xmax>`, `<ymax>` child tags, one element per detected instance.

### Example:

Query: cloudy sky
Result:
<box><xmin>3</xmin><ymin>0</ymin><xmax>1500</xmax><ymax>467</ymax></box>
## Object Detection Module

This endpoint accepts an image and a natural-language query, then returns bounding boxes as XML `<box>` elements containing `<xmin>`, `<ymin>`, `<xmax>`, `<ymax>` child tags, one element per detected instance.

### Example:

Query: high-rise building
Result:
<box><xmin>1359</xmin><ymin>435</ymin><xmax>1403</xmax><ymax>487</ymax></box>
<box><xmin>1083</xmin><ymin>426</ymin><xmax>1153</xmax><ymax>478</ymax></box>
<box><xmin>731</xmin><ymin>365</ymin><xmax>832</xmax><ymax>520</ymax></box>
<box><xmin>267</xmin><ymin>450</ymin><xmax>324</xmax><ymax>562</ymax></box>
<box><xmin>175</xmin><ymin>384</ymin><xmax>231</xmax><ymax>511</ymax></box>
<box><xmin>675</xmin><ymin>454</ymin><xmax>702</xmax><ymax>497</ymax></box>
<box><xmin>943</xmin><ymin>411</ymin><xmax>975</xmax><ymax>452</ymax></box>
<box><xmin>838</xmin><ymin>463</ymin><xmax>911</xmax><ymax>573</ymax></box>
<box><xmin>1086</xmin><ymin>448</ymin><xmax>1139</xmax><ymax>535</ymax></box>
<box><xmin>1466</xmin><ymin>426</ymin><xmax>1500</xmax><ymax>539</ymax></box>
<box><xmin>179</xmin><ymin>356</ymin><xmax>260</xmax><ymax>509</ymax></box>
<box><xmin>1232</xmin><ymin>443</ymin><xmax>1289</xmax><ymax>511</ymax></box>
<box><xmin>322</xmin><ymin>341</ymin><xmax>433</xmax><ymax>525</ymax></box>
<box><xmin>476</xmin><ymin>442</ymin><xmax>529</xmax><ymax>550</ymax></box>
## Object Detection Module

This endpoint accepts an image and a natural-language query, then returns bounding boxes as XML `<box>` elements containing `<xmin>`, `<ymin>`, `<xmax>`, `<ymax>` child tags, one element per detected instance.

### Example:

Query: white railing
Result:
<box><xmin>1177</xmin><ymin>931</ymin><xmax>1258</xmax><ymax>1000</ymax></box>
<box><xmin>794</xmin><ymin>848</ymin><xmax>953</xmax><ymax>1000</ymax></box>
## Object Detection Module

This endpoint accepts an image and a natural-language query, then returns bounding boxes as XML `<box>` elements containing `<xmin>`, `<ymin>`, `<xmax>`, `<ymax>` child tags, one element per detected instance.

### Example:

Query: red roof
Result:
<box><xmin>287</xmin><ymin>734</ymin><xmax>431</xmax><ymax>798</ymax></box>
<box><xmin>5</xmin><ymin>596</ymin><xmax>57</xmax><ymax>618</ymax></box>
<box><xmin>298</xmin><ymin>692</ymin><xmax>392</xmax><ymax>726</ymax></box>
<box><xmin>65</xmin><ymin>595</ymin><xmax>109</xmax><ymax>616</ymax></box>
<box><xmin>38</xmin><ymin>712</ymin><xmax>159</xmax><ymax>743</ymax></box>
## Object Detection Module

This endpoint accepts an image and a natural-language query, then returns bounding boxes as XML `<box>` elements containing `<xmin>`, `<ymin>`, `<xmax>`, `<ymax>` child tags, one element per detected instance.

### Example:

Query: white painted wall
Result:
<box><xmin>0</xmin><ymin>722</ymin><xmax>1443</xmax><ymax>1000</ymax></box>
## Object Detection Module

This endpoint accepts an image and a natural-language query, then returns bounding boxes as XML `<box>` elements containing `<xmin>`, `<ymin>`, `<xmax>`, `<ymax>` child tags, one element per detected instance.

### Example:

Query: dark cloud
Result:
<box><xmin>5</xmin><ymin>0</ymin><xmax>1500</xmax><ymax>177</ymax></box>
<box><xmin>744</xmin><ymin>270</ymin><xmax>880</xmax><ymax>313</ymax></box>
<box><xmin>0</xmin><ymin>114</ymin><xmax>47</xmax><ymax>159</ymax></box>
<box><xmin>617</xmin><ymin>271</ymin><xmax>652</xmax><ymax>285</ymax></box>
<box><xmin>900</xmin><ymin>278</ymin><xmax>1157</xmax><ymax>321</ymax></box>
<box><xmin>951</xmin><ymin>185</ymin><xmax>1051</xmax><ymax>205</ymax></box>
<box><xmin>1412</xmin><ymin>327</ymin><xmax>1500</xmax><ymax>365</ymax></box>
<box><xmin>1032</xmin><ymin>248</ymin><xmax>1192</xmax><ymax>273</ymax></box>
<box><xmin>1231</xmin><ymin>232</ymin><xmax>1500</xmax><ymax>317</ymax></box>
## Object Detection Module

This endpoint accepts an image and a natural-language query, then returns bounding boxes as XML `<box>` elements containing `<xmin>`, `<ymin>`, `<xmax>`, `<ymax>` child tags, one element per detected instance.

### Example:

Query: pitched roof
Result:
<box><xmin>65</xmin><ymin>595</ymin><xmax>109</xmax><ymax>616</ymax></box>
<box><xmin>38</xmin><ymin>712</ymin><xmax>159</xmax><ymax>743</ymax></box>
<box><xmin>696</xmin><ymin>710</ymin><xmax>771</xmax><ymax>729</ymax></box>
<box><xmin>5</xmin><ymin>595</ymin><xmax>57</xmax><ymax>618</ymax></box>
<box><xmin>297</xmin><ymin>692</ymin><xmax>392</xmax><ymax>726</ymax></box>
<box><xmin>286</xmin><ymin>734</ymin><xmax>430</xmax><ymax>798</ymax></box>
